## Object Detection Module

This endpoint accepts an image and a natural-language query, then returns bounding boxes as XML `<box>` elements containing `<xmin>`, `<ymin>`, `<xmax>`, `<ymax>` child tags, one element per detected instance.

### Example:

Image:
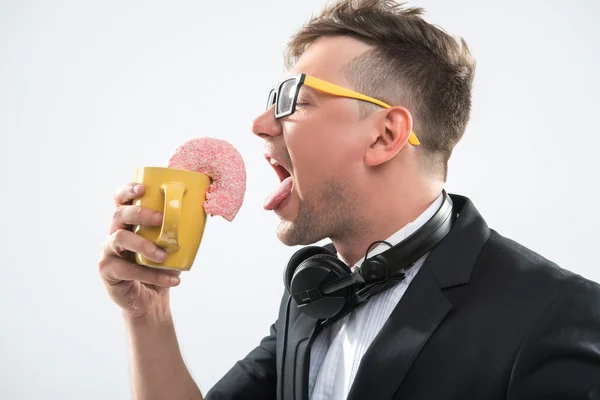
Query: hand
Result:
<box><xmin>99</xmin><ymin>183</ymin><xmax>181</xmax><ymax>319</ymax></box>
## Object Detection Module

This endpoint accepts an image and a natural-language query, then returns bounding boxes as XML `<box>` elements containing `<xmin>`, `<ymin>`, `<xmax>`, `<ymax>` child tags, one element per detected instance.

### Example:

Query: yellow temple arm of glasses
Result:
<box><xmin>304</xmin><ymin>75</ymin><xmax>420</xmax><ymax>146</ymax></box>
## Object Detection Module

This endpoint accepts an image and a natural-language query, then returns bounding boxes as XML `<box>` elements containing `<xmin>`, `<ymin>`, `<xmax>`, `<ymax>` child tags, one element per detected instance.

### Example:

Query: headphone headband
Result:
<box><xmin>285</xmin><ymin>190</ymin><xmax>455</xmax><ymax>321</ymax></box>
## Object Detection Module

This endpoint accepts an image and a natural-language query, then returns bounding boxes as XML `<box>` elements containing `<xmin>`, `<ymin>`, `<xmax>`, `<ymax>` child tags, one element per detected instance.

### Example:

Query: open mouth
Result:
<box><xmin>268</xmin><ymin>157</ymin><xmax>291</xmax><ymax>182</ymax></box>
<box><xmin>263</xmin><ymin>156</ymin><xmax>294</xmax><ymax>211</ymax></box>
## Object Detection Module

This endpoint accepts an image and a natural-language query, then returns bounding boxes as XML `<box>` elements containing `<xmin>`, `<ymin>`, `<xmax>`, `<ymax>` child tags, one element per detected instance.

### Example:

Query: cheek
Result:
<box><xmin>291</xmin><ymin>139</ymin><xmax>360</xmax><ymax>198</ymax></box>
<box><xmin>284</xmin><ymin>125</ymin><xmax>330</xmax><ymax>195</ymax></box>
<box><xmin>285</xmin><ymin>105</ymin><xmax>363</xmax><ymax>192</ymax></box>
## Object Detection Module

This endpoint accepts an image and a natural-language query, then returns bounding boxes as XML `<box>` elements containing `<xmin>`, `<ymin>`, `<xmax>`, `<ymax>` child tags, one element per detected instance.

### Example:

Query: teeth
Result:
<box><xmin>270</xmin><ymin>158</ymin><xmax>280</xmax><ymax>166</ymax></box>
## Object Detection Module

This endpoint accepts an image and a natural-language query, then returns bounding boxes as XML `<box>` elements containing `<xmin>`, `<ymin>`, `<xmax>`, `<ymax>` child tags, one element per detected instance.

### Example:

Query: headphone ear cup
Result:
<box><xmin>284</xmin><ymin>246</ymin><xmax>336</xmax><ymax>293</ymax></box>
<box><xmin>289</xmin><ymin>253</ymin><xmax>353</xmax><ymax>320</ymax></box>
<box><xmin>303</xmin><ymin>254</ymin><xmax>352</xmax><ymax>276</ymax></box>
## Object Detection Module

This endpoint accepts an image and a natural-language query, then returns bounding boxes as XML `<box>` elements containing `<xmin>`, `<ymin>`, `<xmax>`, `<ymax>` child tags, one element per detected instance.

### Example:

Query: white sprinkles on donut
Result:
<box><xmin>167</xmin><ymin>137</ymin><xmax>246</xmax><ymax>221</ymax></box>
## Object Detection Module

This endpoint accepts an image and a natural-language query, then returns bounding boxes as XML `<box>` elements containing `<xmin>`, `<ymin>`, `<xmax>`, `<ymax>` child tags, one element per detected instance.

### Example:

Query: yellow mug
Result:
<box><xmin>133</xmin><ymin>166</ymin><xmax>211</xmax><ymax>271</ymax></box>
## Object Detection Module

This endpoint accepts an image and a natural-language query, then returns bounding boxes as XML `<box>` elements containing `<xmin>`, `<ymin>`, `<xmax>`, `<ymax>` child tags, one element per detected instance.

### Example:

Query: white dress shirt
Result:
<box><xmin>308</xmin><ymin>193</ymin><xmax>444</xmax><ymax>400</ymax></box>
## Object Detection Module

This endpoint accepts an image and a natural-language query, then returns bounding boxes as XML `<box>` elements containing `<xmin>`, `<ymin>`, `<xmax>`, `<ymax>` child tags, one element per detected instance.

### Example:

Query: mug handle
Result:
<box><xmin>156</xmin><ymin>182</ymin><xmax>187</xmax><ymax>253</ymax></box>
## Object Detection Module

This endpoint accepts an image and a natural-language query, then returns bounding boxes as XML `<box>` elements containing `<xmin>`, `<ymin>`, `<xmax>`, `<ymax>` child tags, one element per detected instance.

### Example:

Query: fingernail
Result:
<box><xmin>153</xmin><ymin>213</ymin><xmax>163</xmax><ymax>224</ymax></box>
<box><xmin>133</xmin><ymin>184</ymin><xmax>141</xmax><ymax>194</ymax></box>
<box><xmin>156</xmin><ymin>249</ymin><xmax>168</xmax><ymax>261</ymax></box>
<box><xmin>168</xmin><ymin>275</ymin><xmax>180</xmax><ymax>286</ymax></box>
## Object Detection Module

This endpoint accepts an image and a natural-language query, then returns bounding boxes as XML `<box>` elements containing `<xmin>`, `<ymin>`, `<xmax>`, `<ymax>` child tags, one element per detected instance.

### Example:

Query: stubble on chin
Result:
<box><xmin>275</xmin><ymin>180</ymin><xmax>365</xmax><ymax>247</ymax></box>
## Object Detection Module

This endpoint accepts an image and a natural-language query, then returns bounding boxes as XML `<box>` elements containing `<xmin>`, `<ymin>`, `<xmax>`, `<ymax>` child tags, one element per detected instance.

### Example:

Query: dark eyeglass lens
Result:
<box><xmin>266</xmin><ymin>90</ymin><xmax>276</xmax><ymax>110</ymax></box>
<box><xmin>277</xmin><ymin>79</ymin><xmax>297</xmax><ymax>116</ymax></box>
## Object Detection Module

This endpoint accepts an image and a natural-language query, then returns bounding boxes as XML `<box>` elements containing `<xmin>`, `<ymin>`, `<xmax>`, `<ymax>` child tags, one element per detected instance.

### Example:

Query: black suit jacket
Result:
<box><xmin>206</xmin><ymin>194</ymin><xmax>600</xmax><ymax>399</ymax></box>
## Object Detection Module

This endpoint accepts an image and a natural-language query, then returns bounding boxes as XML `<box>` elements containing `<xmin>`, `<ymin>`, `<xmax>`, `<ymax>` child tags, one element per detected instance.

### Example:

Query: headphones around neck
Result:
<box><xmin>283</xmin><ymin>190</ymin><xmax>455</xmax><ymax>323</ymax></box>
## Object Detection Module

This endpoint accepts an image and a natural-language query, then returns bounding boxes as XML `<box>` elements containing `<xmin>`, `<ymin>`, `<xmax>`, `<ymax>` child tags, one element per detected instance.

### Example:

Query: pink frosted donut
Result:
<box><xmin>167</xmin><ymin>137</ymin><xmax>246</xmax><ymax>221</ymax></box>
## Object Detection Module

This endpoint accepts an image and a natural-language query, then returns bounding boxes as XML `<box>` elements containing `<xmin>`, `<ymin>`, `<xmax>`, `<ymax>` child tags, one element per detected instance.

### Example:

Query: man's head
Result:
<box><xmin>252</xmin><ymin>0</ymin><xmax>475</xmax><ymax>249</ymax></box>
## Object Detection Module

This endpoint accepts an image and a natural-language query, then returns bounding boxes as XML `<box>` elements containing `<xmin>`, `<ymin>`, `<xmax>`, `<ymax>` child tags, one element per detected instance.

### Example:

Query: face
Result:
<box><xmin>252</xmin><ymin>36</ymin><xmax>377</xmax><ymax>246</ymax></box>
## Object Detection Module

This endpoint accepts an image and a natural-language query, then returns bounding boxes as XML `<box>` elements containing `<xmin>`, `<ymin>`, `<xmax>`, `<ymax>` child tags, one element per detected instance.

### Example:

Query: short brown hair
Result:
<box><xmin>285</xmin><ymin>0</ymin><xmax>476</xmax><ymax>181</ymax></box>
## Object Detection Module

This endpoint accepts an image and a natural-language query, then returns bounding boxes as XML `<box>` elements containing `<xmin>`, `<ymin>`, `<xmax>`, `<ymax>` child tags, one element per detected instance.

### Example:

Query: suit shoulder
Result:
<box><xmin>479</xmin><ymin>229</ymin><xmax>598</xmax><ymax>294</ymax></box>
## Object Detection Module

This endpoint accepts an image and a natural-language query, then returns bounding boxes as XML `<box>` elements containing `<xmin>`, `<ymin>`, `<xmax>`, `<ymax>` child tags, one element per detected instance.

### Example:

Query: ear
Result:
<box><xmin>364</xmin><ymin>106</ymin><xmax>413</xmax><ymax>167</ymax></box>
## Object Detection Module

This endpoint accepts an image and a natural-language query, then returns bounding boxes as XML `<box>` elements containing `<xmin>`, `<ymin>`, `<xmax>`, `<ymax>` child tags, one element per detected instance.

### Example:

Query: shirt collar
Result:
<box><xmin>351</xmin><ymin>191</ymin><xmax>445</xmax><ymax>270</ymax></box>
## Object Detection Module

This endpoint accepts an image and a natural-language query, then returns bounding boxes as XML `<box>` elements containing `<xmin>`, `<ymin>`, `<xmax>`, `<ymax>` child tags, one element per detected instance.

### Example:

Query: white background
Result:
<box><xmin>1</xmin><ymin>0</ymin><xmax>599</xmax><ymax>398</ymax></box>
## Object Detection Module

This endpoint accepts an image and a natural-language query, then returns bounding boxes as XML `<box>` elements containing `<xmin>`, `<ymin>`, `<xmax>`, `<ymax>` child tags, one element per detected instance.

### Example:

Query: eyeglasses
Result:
<box><xmin>266</xmin><ymin>73</ymin><xmax>420</xmax><ymax>146</ymax></box>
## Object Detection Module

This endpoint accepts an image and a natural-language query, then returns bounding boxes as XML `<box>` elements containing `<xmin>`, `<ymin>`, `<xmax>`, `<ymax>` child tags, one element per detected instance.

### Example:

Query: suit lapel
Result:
<box><xmin>278</xmin><ymin>295</ymin><xmax>321</xmax><ymax>400</ymax></box>
<box><xmin>346</xmin><ymin>266</ymin><xmax>452</xmax><ymax>400</ymax></box>
<box><xmin>345</xmin><ymin>194</ymin><xmax>491</xmax><ymax>400</ymax></box>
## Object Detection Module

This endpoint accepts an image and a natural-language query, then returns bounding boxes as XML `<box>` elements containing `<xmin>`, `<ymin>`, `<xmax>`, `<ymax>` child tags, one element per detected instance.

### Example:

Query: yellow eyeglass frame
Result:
<box><xmin>267</xmin><ymin>73</ymin><xmax>420</xmax><ymax>146</ymax></box>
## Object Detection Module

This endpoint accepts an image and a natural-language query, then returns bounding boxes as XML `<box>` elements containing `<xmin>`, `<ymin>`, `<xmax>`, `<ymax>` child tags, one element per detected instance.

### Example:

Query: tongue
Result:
<box><xmin>264</xmin><ymin>176</ymin><xmax>293</xmax><ymax>211</ymax></box>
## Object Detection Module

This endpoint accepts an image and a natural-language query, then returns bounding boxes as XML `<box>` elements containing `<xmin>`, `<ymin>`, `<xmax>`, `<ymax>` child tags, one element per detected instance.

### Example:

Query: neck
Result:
<box><xmin>331</xmin><ymin>178</ymin><xmax>444</xmax><ymax>267</ymax></box>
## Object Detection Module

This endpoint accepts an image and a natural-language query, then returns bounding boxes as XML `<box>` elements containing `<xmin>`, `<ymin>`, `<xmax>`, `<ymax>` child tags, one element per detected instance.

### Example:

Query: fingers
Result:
<box><xmin>109</xmin><ymin>204</ymin><xmax>163</xmax><ymax>235</ymax></box>
<box><xmin>109</xmin><ymin>182</ymin><xmax>163</xmax><ymax>234</ymax></box>
<box><xmin>101</xmin><ymin>182</ymin><xmax>182</xmax><ymax>290</ymax></box>
<box><xmin>99</xmin><ymin>254</ymin><xmax>181</xmax><ymax>288</ymax></box>
<box><xmin>113</xmin><ymin>183</ymin><xmax>145</xmax><ymax>206</ymax></box>
<box><xmin>105</xmin><ymin>229</ymin><xmax>168</xmax><ymax>262</ymax></box>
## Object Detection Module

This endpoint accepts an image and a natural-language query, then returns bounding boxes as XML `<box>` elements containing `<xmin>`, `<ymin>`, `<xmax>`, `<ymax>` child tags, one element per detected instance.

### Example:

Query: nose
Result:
<box><xmin>251</xmin><ymin>105</ymin><xmax>282</xmax><ymax>139</ymax></box>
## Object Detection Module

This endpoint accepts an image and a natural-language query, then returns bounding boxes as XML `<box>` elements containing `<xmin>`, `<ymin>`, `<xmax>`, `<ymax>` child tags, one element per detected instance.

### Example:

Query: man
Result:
<box><xmin>98</xmin><ymin>1</ymin><xmax>600</xmax><ymax>399</ymax></box>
